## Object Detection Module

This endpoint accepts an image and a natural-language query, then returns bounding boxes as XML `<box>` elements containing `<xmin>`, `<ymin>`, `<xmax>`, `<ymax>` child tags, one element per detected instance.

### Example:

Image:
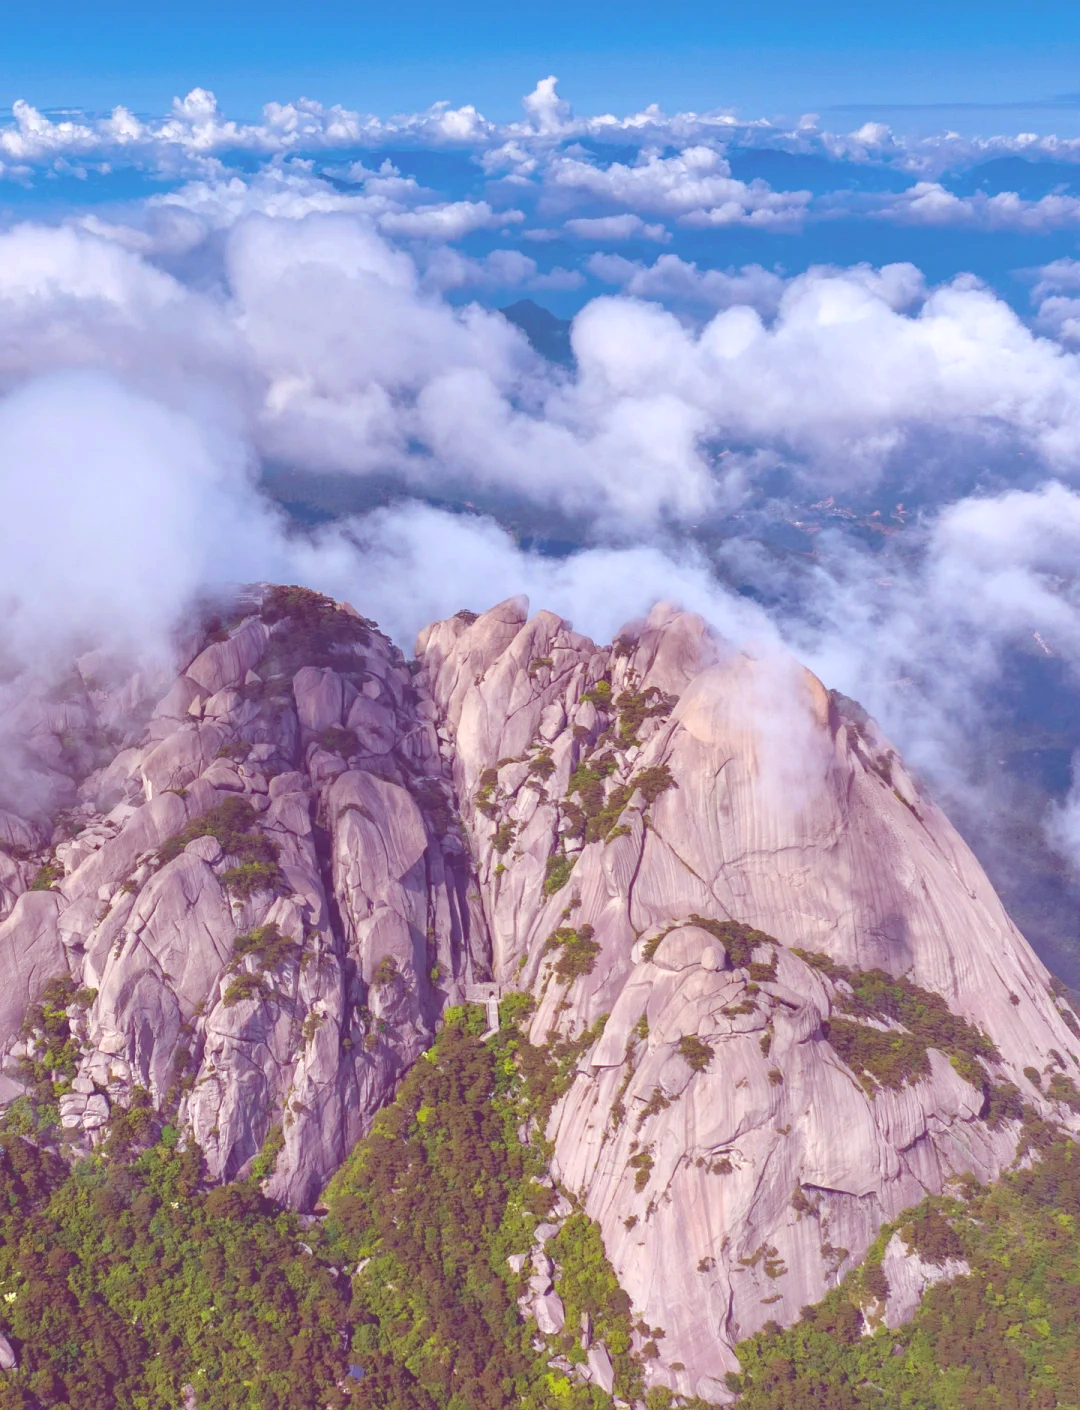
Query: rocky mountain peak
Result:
<box><xmin>414</xmin><ymin>593</ymin><xmax>1080</xmax><ymax>1398</ymax></box>
<box><xmin>0</xmin><ymin>584</ymin><xmax>1075</xmax><ymax>1403</ymax></box>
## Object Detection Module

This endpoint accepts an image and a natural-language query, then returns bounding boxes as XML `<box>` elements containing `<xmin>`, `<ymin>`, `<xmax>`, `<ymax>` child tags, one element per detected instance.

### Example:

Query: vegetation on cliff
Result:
<box><xmin>795</xmin><ymin>949</ymin><xmax>999</xmax><ymax>1093</ymax></box>
<box><xmin>732</xmin><ymin>1133</ymin><xmax>1080</xmax><ymax>1410</ymax></box>
<box><xmin>260</xmin><ymin>584</ymin><xmax>372</xmax><ymax>674</ymax></box>
<box><xmin>156</xmin><ymin>795</ymin><xmax>284</xmax><ymax>898</ymax></box>
<box><xmin>0</xmin><ymin>1131</ymin><xmax>350</xmax><ymax>1410</ymax></box>
<box><xmin>0</xmin><ymin>1003</ymin><xmax>644</xmax><ymax>1410</ymax></box>
<box><xmin>324</xmin><ymin>1001</ymin><xmax>643</xmax><ymax>1409</ymax></box>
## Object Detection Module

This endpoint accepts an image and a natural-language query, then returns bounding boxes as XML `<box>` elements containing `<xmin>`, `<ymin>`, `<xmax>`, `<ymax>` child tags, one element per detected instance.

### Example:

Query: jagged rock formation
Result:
<box><xmin>416</xmin><ymin>596</ymin><xmax>1080</xmax><ymax>1402</ymax></box>
<box><xmin>0</xmin><ymin>587</ymin><xmax>488</xmax><ymax>1209</ymax></box>
<box><xmin>0</xmin><ymin>587</ymin><xmax>1078</xmax><ymax>1403</ymax></box>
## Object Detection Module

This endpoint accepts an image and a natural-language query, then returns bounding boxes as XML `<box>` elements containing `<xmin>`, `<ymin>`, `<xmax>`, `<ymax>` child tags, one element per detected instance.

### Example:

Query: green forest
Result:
<box><xmin>3</xmin><ymin>987</ymin><xmax>1080</xmax><ymax>1409</ymax></box>
<box><xmin>0</xmin><ymin>1000</ymin><xmax>645</xmax><ymax>1410</ymax></box>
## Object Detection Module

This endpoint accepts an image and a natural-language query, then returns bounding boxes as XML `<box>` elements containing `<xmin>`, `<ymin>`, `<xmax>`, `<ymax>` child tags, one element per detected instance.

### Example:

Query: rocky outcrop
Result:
<box><xmin>415</xmin><ymin>597</ymin><xmax>1080</xmax><ymax>1402</ymax></box>
<box><xmin>0</xmin><ymin>586</ymin><xmax>1078</xmax><ymax>1402</ymax></box>
<box><xmin>879</xmin><ymin>1231</ymin><xmax>970</xmax><ymax>1328</ymax></box>
<box><xmin>0</xmin><ymin>587</ymin><xmax>487</xmax><ymax>1209</ymax></box>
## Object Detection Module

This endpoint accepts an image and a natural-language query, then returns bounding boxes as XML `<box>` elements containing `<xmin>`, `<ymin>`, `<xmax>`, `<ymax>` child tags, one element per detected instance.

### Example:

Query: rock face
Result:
<box><xmin>416</xmin><ymin>597</ymin><xmax>1080</xmax><ymax>1402</ymax></box>
<box><xmin>0</xmin><ymin>587</ymin><xmax>487</xmax><ymax>1209</ymax></box>
<box><xmin>0</xmin><ymin>587</ymin><xmax>1078</xmax><ymax>1401</ymax></box>
<box><xmin>879</xmin><ymin>1231</ymin><xmax>971</xmax><ymax>1329</ymax></box>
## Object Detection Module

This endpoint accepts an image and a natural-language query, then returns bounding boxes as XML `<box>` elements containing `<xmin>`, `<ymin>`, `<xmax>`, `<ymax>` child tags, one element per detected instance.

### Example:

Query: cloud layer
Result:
<box><xmin>7</xmin><ymin>78</ymin><xmax>1080</xmax><ymax>250</ymax></box>
<box><xmin>7</xmin><ymin>79</ymin><xmax>1080</xmax><ymax>180</ymax></box>
<box><xmin>5</xmin><ymin>81</ymin><xmax>1080</xmax><ymax>975</ymax></box>
<box><xmin>11</xmin><ymin>180</ymin><xmax>1080</xmax><ymax>537</ymax></box>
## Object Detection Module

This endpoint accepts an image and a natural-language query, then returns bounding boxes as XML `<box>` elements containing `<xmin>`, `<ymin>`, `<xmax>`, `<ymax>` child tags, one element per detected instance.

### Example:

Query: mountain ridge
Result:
<box><xmin>0</xmin><ymin>583</ymin><xmax>1075</xmax><ymax>1404</ymax></box>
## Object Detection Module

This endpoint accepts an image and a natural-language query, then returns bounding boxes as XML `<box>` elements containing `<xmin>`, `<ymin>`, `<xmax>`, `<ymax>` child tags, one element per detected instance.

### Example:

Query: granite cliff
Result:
<box><xmin>0</xmin><ymin>585</ymin><xmax>1076</xmax><ymax>1404</ymax></box>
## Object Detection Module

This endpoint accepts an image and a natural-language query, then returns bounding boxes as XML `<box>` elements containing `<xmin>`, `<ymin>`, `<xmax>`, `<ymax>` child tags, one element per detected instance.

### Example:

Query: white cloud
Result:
<box><xmin>1031</xmin><ymin>258</ymin><xmax>1080</xmax><ymax>301</ymax></box>
<box><xmin>770</xmin><ymin>480</ymin><xmax>1080</xmax><ymax>883</ymax></box>
<box><xmin>10</xmin><ymin>185</ymin><xmax>1080</xmax><ymax>533</ymax></box>
<box><xmin>1029</xmin><ymin>260</ymin><xmax>1080</xmax><ymax>344</ymax></box>
<box><xmin>0</xmin><ymin>88</ymin><xmax>497</xmax><ymax>181</ymax></box>
<box><xmin>521</xmin><ymin>77</ymin><xmax>574</xmax><ymax>136</ymax></box>
<box><xmin>0</xmin><ymin>199</ymin><xmax>716</xmax><ymax>525</ymax></box>
<box><xmin>751</xmin><ymin>115</ymin><xmax>1080</xmax><ymax>180</ymax></box>
<box><xmin>564</xmin><ymin>214</ymin><xmax>669</xmax><ymax>241</ymax></box>
<box><xmin>378</xmin><ymin>200</ymin><xmax>524</xmax><ymax>239</ymax></box>
<box><xmin>147</xmin><ymin>166</ymin><xmax>524</xmax><ymax>243</ymax></box>
<box><xmin>7</xmin><ymin>143</ymin><xmax>1080</xmax><ymax>935</ymax></box>
<box><xmin>421</xmin><ymin>246</ymin><xmax>582</xmax><ymax>293</ymax></box>
<box><xmin>562</xmin><ymin>266</ymin><xmax>1080</xmax><ymax>484</ymax></box>
<box><xmin>0</xmin><ymin>363</ymin><xmax>762</xmax><ymax>674</ymax></box>
<box><xmin>586</xmin><ymin>252</ymin><xmax>787</xmax><ymax>314</ymax></box>
<box><xmin>876</xmin><ymin>182</ymin><xmax>1080</xmax><ymax>231</ymax></box>
<box><xmin>584</xmin><ymin>254</ymin><xmax>925</xmax><ymax>323</ymax></box>
<box><xmin>0</xmin><ymin>369</ymin><xmax>279</xmax><ymax>661</ymax></box>
<box><xmin>1035</xmin><ymin>299</ymin><xmax>1080</xmax><ymax>346</ymax></box>
<box><xmin>545</xmin><ymin>145</ymin><xmax>812</xmax><ymax>228</ymax></box>
<box><xmin>11</xmin><ymin>345</ymin><xmax>1080</xmax><ymax>907</ymax></box>
<box><xmin>4</xmin><ymin>75</ymin><xmax>1080</xmax><ymax>205</ymax></box>
<box><xmin>306</xmin><ymin>499</ymin><xmax>773</xmax><ymax>648</ymax></box>
<box><xmin>0</xmin><ymin>221</ymin><xmax>245</xmax><ymax>416</ymax></box>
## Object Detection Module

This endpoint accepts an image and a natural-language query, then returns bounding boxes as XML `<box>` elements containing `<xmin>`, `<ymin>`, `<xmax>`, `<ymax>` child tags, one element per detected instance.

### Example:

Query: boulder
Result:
<box><xmin>141</xmin><ymin>723</ymin><xmax>228</xmax><ymax>799</ymax></box>
<box><xmin>346</xmin><ymin>696</ymin><xmax>397</xmax><ymax>754</ymax></box>
<box><xmin>293</xmin><ymin>667</ymin><xmax>344</xmax><ymax>733</ymax></box>
<box><xmin>586</xmin><ymin>1344</ymin><xmax>614</xmax><ymax>1394</ymax></box>
<box><xmin>535</xmin><ymin>1291</ymin><xmax>566</xmax><ymax>1337</ymax></box>
<box><xmin>185</xmin><ymin>620</ymin><xmax>269</xmax><ymax>696</ymax></box>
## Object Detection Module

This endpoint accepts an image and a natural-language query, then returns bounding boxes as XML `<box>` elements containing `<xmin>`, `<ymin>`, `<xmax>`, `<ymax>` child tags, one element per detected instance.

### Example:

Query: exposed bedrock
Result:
<box><xmin>416</xmin><ymin>596</ymin><xmax>1080</xmax><ymax>1401</ymax></box>
<box><xmin>0</xmin><ymin>587</ymin><xmax>487</xmax><ymax>1210</ymax></box>
<box><xmin>0</xmin><ymin>586</ymin><xmax>1077</xmax><ymax>1400</ymax></box>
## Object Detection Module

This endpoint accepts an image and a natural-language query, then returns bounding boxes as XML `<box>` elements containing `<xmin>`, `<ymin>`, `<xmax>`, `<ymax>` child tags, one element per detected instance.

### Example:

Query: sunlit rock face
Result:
<box><xmin>1</xmin><ymin>586</ymin><xmax>1078</xmax><ymax>1401</ymax></box>
<box><xmin>417</xmin><ymin>596</ymin><xmax>1080</xmax><ymax>1402</ymax></box>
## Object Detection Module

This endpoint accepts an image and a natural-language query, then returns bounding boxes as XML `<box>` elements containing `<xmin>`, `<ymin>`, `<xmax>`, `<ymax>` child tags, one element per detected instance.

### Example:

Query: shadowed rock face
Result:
<box><xmin>0</xmin><ymin>587</ymin><xmax>489</xmax><ymax>1210</ymax></box>
<box><xmin>0</xmin><ymin>587</ymin><xmax>1077</xmax><ymax>1400</ymax></box>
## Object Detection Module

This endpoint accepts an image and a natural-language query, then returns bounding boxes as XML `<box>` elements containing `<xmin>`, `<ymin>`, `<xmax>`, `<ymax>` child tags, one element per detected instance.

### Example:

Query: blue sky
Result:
<box><xmin>4</xmin><ymin>1</ymin><xmax>1080</xmax><ymax>121</ymax></box>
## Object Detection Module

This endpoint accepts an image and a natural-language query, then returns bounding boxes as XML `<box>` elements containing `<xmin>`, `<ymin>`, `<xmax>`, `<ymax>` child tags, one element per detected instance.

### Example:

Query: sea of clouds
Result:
<box><xmin>5</xmin><ymin>78</ymin><xmax>1080</xmax><ymax>972</ymax></box>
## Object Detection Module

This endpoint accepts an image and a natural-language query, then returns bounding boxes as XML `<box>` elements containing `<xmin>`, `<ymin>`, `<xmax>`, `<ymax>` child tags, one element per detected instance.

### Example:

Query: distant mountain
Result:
<box><xmin>944</xmin><ymin>156</ymin><xmax>1080</xmax><ymax>199</ymax></box>
<box><xmin>501</xmin><ymin>298</ymin><xmax>574</xmax><ymax>364</ymax></box>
